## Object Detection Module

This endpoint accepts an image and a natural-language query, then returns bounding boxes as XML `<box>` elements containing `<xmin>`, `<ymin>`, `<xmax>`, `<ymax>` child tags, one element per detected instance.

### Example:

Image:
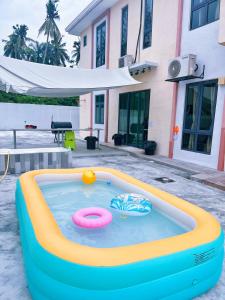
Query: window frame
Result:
<box><xmin>190</xmin><ymin>0</ymin><xmax>220</xmax><ymax>30</ymax></box>
<box><xmin>143</xmin><ymin>0</ymin><xmax>154</xmax><ymax>49</ymax></box>
<box><xmin>120</xmin><ymin>5</ymin><xmax>129</xmax><ymax>57</ymax></box>
<box><xmin>95</xmin><ymin>94</ymin><xmax>105</xmax><ymax>125</ymax></box>
<box><xmin>181</xmin><ymin>80</ymin><xmax>218</xmax><ymax>155</ymax></box>
<box><xmin>83</xmin><ymin>35</ymin><xmax>87</xmax><ymax>47</ymax></box>
<box><xmin>95</xmin><ymin>20</ymin><xmax>106</xmax><ymax>68</ymax></box>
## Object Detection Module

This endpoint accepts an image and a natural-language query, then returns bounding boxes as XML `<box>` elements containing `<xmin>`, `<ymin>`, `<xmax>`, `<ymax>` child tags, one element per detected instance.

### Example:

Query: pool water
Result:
<box><xmin>40</xmin><ymin>180</ymin><xmax>188</xmax><ymax>248</ymax></box>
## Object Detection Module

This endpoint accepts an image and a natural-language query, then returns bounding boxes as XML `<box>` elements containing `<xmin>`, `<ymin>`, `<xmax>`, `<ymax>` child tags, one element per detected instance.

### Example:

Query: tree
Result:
<box><xmin>2</xmin><ymin>2</ymin><xmax>70</xmax><ymax>67</ymax></box>
<box><xmin>71</xmin><ymin>40</ymin><xmax>80</xmax><ymax>66</ymax></box>
<box><xmin>3</xmin><ymin>24</ymin><xmax>32</xmax><ymax>59</ymax></box>
<box><xmin>0</xmin><ymin>91</ymin><xmax>79</xmax><ymax>106</ymax></box>
<box><xmin>49</xmin><ymin>36</ymin><xmax>70</xmax><ymax>66</ymax></box>
<box><xmin>26</xmin><ymin>41</ymin><xmax>45</xmax><ymax>63</ymax></box>
<box><xmin>38</xmin><ymin>0</ymin><xmax>61</xmax><ymax>64</ymax></box>
<box><xmin>34</xmin><ymin>37</ymin><xmax>69</xmax><ymax>66</ymax></box>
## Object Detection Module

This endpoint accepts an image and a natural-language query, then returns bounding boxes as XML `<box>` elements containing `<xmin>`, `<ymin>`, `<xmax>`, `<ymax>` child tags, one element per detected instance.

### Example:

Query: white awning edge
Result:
<box><xmin>0</xmin><ymin>56</ymin><xmax>141</xmax><ymax>98</ymax></box>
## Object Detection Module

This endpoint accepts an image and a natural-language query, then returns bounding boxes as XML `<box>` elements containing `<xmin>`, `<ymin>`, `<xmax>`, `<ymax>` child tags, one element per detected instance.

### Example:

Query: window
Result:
<box><xmin>83</xmin><ymin>35</ymin><xmax>87</xmax><ymax>47</ymax></box>
<box><xmin>95</xmin><ymin>95</ymin><xmax>104</xmax><ymax>124</ymax></box>
<box><xmin>121</xmin><ymin>5</ymin><xmax>128</xmax><ymax>57</ymax></box>
<box><xmin>96</xmin><ymin>21</ymin><xmax>106</xmax><ymax>67</ymax></box>
<box><xmin>182</xmin><ymin>80</ymin><xmax>218</xmax><ymax>154</ymax></box>
<box><xmin>190</xmin><ymin>0</ymin><xmax>220</xmax><ymax>30</ymax></box>
<box><xmin>143</xmin><ymin>0</ymin><xmax>153</xmax><ymax>49</ymax></box>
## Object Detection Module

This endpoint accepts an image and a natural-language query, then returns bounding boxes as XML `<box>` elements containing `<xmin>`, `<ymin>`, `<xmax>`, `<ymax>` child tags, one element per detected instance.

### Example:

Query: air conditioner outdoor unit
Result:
<box><xmin>167</xmin><ymin>54</ymin><xmax>197</xmax><ymax>81</ymax></box>
<box><xmin>118</xmin><ymin>55</ymin><xmax>134</xmax><ymax>68</ymax></box>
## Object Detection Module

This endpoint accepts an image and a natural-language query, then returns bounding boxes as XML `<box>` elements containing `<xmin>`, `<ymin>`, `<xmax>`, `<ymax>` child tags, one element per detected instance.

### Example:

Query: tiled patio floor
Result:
<box><xmin>0</xmin><ymin>131</ymin><xmax>127</xmax><ymax>158</ymax></box>
<box><xmin>103</xmin><ymin>142</ymin><xmax>225</xmax><ymax>191</ymax></box>
<box><xmin>0</xmin><ymin>133</ymin><xmax>224</xmax><ymax>299</ymax></box>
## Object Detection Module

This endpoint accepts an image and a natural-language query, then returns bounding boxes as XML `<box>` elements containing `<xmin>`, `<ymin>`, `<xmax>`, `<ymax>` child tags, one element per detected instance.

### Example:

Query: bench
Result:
<box><xmin>0</xmin><ymin>148</ymin><xmax>72</xmax><ymax>175</ymax></box>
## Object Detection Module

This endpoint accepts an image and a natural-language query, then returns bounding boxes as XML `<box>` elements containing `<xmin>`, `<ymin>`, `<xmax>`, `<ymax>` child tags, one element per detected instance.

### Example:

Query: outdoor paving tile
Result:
<box><xmin>0</xmin><ymin>152</ymin><xmax>224</xmax><ymax>299</ymax></box>
<box><xmin>104</xmin><ymin>143</ymin><xmax>225</xmax><ymax>193</ymax></box>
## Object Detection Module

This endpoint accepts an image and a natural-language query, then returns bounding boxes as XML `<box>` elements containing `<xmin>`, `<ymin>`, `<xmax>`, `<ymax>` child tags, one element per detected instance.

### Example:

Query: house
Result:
<box><xmin>172</xmin><ymin>0</ymin><xmax>225</xmax><ymax>170</ymax></box>
<box><xmin>66</xmin><ymin>0</ymin><xmax>181</xmax><ymax>155</ymax></box>
<box><xmin>66</xmin><ymin>0</ymin><xmax>225</xmax><ymax>170</ymax></box>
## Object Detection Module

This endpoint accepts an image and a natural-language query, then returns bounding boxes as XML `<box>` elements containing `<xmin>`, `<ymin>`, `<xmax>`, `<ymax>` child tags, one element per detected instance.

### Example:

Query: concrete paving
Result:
<box><xmin>103</xmin><ymin>142</ymin><xmax>225</xmax><ymax>191</ymax></box>
<box><xmin>0</xmin><ymin>152</ymin><xmax>225</xmax><ymax>299</ymax></box>
<box><xmin>0</xmin><ymin>131</ymin><xmax>127</xmax><ymax>158</ymax></box>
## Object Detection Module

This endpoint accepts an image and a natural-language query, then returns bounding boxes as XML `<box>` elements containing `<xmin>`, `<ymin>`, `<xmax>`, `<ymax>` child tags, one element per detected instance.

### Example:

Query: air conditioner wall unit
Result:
<box><xmin>167</xmin><ymin>54</ymin><xmax>197</xmax><ymax>81</ymax></box>
<box><xmin>118</xmin><ymin>55</ymin><xmax>134</xmax><ymax>68</ymax></box>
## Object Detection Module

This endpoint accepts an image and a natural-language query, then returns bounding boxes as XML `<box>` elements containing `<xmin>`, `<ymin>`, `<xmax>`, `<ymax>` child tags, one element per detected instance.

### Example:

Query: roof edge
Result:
<box><xmin>65</xmin><ymin>0</ymin><xmax>103</xmax><ymax>34</ymax></box>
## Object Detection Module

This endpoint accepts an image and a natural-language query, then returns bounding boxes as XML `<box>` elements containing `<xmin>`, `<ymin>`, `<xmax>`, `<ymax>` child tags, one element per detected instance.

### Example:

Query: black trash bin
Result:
<box><xmin>112</xmin><ymin>134</ymin><xmax>123</xmax><ymax>146</ymax></box>
<box><xmin>85</xmin><ymin>136</ymin><xmax>98</xmax><ymax>150</ymax></box>
<box><xmin>144</xmin><ymin>141</ymin><xmax>157</xmax><ymax>155</ymax></box>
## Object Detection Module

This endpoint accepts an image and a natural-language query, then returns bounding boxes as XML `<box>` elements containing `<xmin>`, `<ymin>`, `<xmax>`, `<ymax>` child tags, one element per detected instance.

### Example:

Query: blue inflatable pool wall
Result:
<box><xmin>16</xmin><ymin>179</ymin><xmax>224</xmax><ymax>300</ymax></box>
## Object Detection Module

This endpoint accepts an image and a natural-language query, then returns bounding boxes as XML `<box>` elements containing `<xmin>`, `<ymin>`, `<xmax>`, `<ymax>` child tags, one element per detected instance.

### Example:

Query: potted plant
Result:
<box><xmin>112</xmin><ymin>134</ymin><xmax>123</xmax><ymax>146</ymax></box>
<box><xmin>144</xmin><ymin>141</ymin><xmax>157</xmax><ymax>155</ymax></box>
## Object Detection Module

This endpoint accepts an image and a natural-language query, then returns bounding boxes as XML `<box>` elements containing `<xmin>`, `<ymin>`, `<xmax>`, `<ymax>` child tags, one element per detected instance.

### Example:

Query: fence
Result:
<box><xmin>0</xmin><ymin>102</ymin><xmax>80</xmax><ymax>129</ymax></box>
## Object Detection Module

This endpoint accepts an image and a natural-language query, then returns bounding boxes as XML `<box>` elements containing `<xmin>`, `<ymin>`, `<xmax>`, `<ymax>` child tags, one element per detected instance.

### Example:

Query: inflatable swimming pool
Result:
<box><xmin>16</xmin><ymin>168</ymin><xmax>223</xmax><ymax>300</ymax></box>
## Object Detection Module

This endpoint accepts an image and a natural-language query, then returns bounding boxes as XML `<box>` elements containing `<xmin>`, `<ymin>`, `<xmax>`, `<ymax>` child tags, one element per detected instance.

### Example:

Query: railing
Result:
<box><xmin>0</xmin><ymin>128</ymin><xmax>102</xmax><ymax>150</ymax></box>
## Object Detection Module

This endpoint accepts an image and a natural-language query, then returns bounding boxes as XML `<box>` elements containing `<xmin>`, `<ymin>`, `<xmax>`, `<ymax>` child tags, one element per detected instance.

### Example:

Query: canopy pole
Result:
<box><xmin>105</xmin><ymin>90</ymin><xmax>109</xmax><ymax>143</ymax></box>
<box><xmin>13</xmin><ymin>130</ymin><xmax>17</xmax><ymax>149</ymax></box>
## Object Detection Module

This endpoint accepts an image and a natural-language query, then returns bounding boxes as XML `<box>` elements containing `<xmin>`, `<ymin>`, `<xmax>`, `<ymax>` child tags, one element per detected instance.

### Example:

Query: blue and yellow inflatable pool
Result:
<box><xmin>16</xmin><ymin>168</ymin><xmax>224</xmax><ymax>300</ymax></box>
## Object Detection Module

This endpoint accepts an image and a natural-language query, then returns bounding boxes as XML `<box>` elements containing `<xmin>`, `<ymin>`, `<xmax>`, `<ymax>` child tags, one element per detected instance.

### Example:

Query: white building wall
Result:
<box><xmin>107</xmin><ymin>0</ymin><xmax>179</xmax><ymax>154</ymax></box>
<box><xmin>174</xmin><ymin>0</ymin><xmax>225</xmax><ymax>168</ymax></box>
<box><xmin>0</xmin><ymin>103</ymin><xmax>80</xmax><ymax>130</ymax></box>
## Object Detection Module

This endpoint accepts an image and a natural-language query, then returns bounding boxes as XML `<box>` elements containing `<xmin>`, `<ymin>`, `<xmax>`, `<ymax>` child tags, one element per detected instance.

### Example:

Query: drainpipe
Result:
<box><xmin>217</xmin><ymin>97</ymin><xmax>225</xmax><ymax>171</ymax></box>
<box><xmin>105</xmin><ymin>90</ymin><xmax>110</xmax><ymax>143</ymax></box>
<box><xmin>168</xmin><ymin>0</ymin><xmax>184</xmax><ymax>159</ymax></box>
<box><xmin>134</xmin><ymin>0</ymin><xmax>143</xmax><ymax>64</ymax></box>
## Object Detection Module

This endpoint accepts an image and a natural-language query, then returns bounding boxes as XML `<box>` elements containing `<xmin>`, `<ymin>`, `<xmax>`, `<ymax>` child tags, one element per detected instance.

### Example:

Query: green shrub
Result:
<box><xmin>0</xmin><ymin>91</ymin><xmax>79</xmax><ymax>106</ymax></box>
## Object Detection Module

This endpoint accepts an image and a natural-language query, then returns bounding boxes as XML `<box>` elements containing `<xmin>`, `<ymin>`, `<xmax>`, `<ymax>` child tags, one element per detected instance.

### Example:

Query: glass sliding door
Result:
<box><xmin>118</xmin><ymin>90</ymin><xmax>150</xmax><ymax>148</ymax></box>
<box><xmin>118</xmin><ymin>93</ymin><xmax>129</xmax><ymax>136</ymax></box>
<box><xmin>129</xmin><ymin>92</ymin><xmax>139</xmax><ymax>146</ymax></box>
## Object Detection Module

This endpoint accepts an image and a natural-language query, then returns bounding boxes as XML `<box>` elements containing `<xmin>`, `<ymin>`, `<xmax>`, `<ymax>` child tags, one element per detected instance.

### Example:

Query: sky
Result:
<box><xmin>0</xmin><ymin>0</ymin><xmax>92</xmax><ymax>56</ymax></box>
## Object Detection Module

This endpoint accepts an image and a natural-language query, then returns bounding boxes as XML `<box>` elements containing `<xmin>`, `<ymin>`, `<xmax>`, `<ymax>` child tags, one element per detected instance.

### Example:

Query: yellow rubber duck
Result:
<box><xmin>82</xmin><ymin>170</ymin><xmax>96</xmax><ymax>185</ymax></box>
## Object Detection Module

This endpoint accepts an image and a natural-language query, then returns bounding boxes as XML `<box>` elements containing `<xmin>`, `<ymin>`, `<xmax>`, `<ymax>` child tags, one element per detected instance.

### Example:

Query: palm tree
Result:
<box><xmin>26</xmin><ymin>41</ymin><xmax>45</xmax><ymax>63</ymax></box>
<box><xmin>3</xmin><ymin>24</ymin><xmax>32</xmax><ymax>59</ymax></box>
<box><xmin>2</xmin><ymin>34</ymin><xmax>18</xmax><ymax>58</ymax></box>
<box><xmin>38</xmin><ymin>0</ymin><xmax>61</xmax><ymax>64</ymax></box>
<box><xmin>49</xmin><ymin>36</ymin><xmax>70</xmax><ymax>66</ymax></box>
<box><xmin>71</xmin><ymin>40</ymin><xmax>80</xmax><ymax>65</ymax></box>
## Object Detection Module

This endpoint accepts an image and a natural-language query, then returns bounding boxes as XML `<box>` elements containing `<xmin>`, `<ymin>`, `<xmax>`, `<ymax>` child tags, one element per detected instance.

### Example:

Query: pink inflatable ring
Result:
<box><xmin>72</xmin><ymin>207</ymin><xmax>112</xmax><ymax>229</ymax></box>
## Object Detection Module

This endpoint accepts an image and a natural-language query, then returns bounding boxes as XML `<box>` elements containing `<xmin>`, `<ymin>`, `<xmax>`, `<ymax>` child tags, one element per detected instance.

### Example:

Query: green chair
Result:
<box><xmin>64</xmin><ymin>131</ymin><xmax>76</xmax><ymax>150</ymax></box>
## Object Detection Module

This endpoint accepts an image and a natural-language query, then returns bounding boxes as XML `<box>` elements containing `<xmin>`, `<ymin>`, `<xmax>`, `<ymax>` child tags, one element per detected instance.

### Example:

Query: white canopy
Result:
<box><xmin>0</xmin><ymin>56</ymin><xmax>140</xmax><ymax>98</ymax></box>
